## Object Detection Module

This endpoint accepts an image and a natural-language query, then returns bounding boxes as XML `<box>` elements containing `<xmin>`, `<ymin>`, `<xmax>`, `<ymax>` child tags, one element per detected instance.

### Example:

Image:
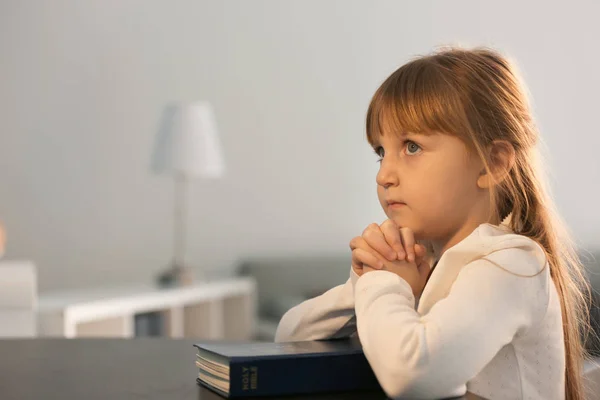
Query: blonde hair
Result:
<box><xmin>366</xmin><ymin>46</ymin><xmax>592</xmax><ymax>400</ymax></box>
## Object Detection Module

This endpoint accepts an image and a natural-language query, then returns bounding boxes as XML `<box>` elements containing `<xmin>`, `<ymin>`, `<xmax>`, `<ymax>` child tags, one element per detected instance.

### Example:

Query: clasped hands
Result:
<box><xmin>349</xmin><ymin>220</ymin><xmax>433</xmax><ymax>298</ymax></box>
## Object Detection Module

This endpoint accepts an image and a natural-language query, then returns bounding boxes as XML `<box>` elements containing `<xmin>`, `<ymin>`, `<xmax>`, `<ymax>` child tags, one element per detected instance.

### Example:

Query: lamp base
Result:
<box><xmin>156</xmin><ymin>264</ymin><xmax>195</xmax><ymax>288</ymax></box>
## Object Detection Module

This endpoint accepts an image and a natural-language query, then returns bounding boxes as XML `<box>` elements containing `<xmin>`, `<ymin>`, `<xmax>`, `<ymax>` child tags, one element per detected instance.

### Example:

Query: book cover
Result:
<box><xmin>193</xmin><ymin>337</ymin><xmax>383</xmax><ymax>398</ymax></box>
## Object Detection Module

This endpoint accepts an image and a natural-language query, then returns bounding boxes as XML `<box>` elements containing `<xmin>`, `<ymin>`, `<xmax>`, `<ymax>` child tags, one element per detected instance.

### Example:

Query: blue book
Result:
<box><xmin>193</xmin><ymin>337</ymin><xmax>383</xmax><ymax>398</ymax></box>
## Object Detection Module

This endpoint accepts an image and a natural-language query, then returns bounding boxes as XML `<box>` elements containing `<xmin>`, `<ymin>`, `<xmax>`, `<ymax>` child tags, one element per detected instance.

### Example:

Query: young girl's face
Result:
<box><xmin>374</xmin><ymin>130</ymin><xmax>489</xmax><ymax>244</ymax></box>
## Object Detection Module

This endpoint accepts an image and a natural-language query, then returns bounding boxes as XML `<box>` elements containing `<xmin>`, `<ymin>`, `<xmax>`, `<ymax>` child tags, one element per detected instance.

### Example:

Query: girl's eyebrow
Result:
<box><xmin>371</xmin><ymin>131</ymin><xmax>427</xmax><ymax>147</ymax></box>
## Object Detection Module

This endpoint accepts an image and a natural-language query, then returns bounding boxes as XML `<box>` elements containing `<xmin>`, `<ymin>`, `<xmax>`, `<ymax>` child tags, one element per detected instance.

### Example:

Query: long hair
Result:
<box><xmin>366</xmin><ymin>46</ymin><xmax>592</xmax><ymax>400</ymax></box>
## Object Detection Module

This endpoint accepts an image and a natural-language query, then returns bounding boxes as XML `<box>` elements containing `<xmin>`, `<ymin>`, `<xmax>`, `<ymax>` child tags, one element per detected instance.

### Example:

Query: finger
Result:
<box><xmin>400</xmin><ymin>227</ymin><xmax>416</xmax><ymax>262</ymax></box>
<box><xmin>350</xmin><ymin>236</ymin><xmax>389</xmax><ymax>268</ymax></box>
<box><xmin>351</xmin><ymin>247</ymin><xmax>364</xmax><ymax>271</ymax></box>
<box><xmin>362</xmin><ymin>224</ymin><xmax>397</xmax><ymax>261</ymax></box>
<box><xmin>351</xmin><ymin>236</ymin><xmax>386</xmax><ymax>268</ymax></box>
<box><xmin>351</xmin><ymin>263</ymin><xmax>364</xmax><ymax>276</ymax></box>
<box><xmin>349</xmin><ymin>237</ymin><xmax>363</xmax><ymax>273</ymax></box>
<box><xmin>380</xmin><ymin>220</ymin><xmax>405</xmax><ymax>260</ymax></box>
<box><xmin>353</xmin><ymin>248</ymin><xmax>384</xmax><ymax>270</ymax></box>
<box><xmin>414</xmin><ymin>243</ymin><xmax>426</xmax><ymax>261</ymax></box>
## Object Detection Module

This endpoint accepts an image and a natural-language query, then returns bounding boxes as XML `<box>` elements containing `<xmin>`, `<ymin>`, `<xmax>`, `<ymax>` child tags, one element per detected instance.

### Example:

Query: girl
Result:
<box><xmin>275</xmin><ymin>47</ymin><xmax>591</xmax><ymax>400</ymax></box>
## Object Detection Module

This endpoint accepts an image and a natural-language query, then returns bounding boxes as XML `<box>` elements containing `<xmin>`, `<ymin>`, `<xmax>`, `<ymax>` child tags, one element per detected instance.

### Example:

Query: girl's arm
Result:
<box><xmin>274</xmin><ymin>268</ymin><xmax>359</xmax><ymax>342</ymax></box>
<box><xmin>355</xmin><ymin>248</ymin><xmax>547</xmax><ymax>399</ymax></box>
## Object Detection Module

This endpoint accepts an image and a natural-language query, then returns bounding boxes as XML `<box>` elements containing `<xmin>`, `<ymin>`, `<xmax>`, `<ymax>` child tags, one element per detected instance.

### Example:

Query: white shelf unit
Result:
<box><xmin>37</xmin><ymin>277</ymin><xmax>257</xmax><ymax>340</ymax></box>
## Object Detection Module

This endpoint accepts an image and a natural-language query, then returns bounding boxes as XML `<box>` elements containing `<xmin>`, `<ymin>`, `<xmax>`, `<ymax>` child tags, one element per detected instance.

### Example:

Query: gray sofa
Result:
<box><xmin>236</xmin><ymin>254</ymin><xmax>351</xmax><ymax>340</ymax></box>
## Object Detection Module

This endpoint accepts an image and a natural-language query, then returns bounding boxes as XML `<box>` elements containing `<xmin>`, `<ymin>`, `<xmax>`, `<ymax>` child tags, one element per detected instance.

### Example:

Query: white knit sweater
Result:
<box><xmin>275</xmin><ymin>221</ymin><xmax>565</xmax><ymax>399</ymax></box>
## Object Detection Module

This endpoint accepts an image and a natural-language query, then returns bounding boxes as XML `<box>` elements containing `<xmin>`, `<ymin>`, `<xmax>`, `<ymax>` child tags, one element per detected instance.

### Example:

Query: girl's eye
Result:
<box><xmin>373</xmin><ymin>141</ymin><xmax>421</xmax><ymax>163</ymax></box>
<box><xmin>405</xmin><ymin>141</ymin><xmax>422</xmax><ymax>155</ymax></box>
<box><xmin>374</xmin><ymin>146</ymin><xmax>384</xmax><ymax>163</ymax></box>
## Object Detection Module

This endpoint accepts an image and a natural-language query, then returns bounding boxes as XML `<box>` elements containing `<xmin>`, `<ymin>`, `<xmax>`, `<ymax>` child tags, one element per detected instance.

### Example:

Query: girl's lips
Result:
<box><xmin>388</xmin><ymin>202</ymin><xmax>406</xmax><ymax>208</ymax></box>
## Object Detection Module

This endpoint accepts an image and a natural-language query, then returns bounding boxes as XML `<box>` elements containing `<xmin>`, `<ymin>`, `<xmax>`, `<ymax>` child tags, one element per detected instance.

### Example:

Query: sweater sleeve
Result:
<box><xmin>274</xmin><ymin>267</ymin><xmax>360</xmax><ymax>342</ymax></box>
<box><xmin>354</xmin><ymin>256</ymin><xmax>546</xmax><ymax>399</ymax></box>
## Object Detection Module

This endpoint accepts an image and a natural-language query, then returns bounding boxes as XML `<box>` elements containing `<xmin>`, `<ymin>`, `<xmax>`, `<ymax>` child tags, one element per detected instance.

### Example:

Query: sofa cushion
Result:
<box><xmin>236</xmin><ymin>254</ymin><xmax>350</xmax><ymax>319</ymax></box>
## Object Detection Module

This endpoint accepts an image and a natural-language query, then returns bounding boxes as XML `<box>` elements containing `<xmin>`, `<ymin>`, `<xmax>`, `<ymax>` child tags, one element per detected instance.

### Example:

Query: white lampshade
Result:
<box><xmin>151</xmin><ymin>101</ymin><xmax>225</xmax><ymax>178</ymax></box>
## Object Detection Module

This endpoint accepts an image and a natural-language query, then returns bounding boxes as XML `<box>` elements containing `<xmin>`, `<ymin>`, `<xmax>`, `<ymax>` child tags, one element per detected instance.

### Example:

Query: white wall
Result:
<box><xmin>1</xmin><ymin>0</ymin><xmax>598</xmax><ymax>292</ymax></box>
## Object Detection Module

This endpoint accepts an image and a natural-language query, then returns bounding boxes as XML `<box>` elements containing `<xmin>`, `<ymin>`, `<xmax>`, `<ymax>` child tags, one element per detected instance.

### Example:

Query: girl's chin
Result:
<box><xmin>389</xmin><ymin>219</ymin><xmax>428</xmax><ymax>241</ymax></box>
<box><xmin>388</xmin><ymin>215</ymin><xmax>410</xmax><ymax>227</ymax></box>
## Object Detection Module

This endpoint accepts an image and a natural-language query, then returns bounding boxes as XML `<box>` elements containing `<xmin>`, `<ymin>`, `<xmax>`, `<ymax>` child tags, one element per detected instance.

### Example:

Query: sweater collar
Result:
<box><xmin>418</xmin><ymin>212</ymin><xmax>516</xmax><ymax>313</ymax></box>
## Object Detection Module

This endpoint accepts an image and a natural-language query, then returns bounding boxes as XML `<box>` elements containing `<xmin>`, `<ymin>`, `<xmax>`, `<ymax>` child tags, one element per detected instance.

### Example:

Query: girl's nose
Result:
<box><xmin>376</xmin><ymin>160</ymin><xmax>399</xmax><ymax>188</ymax></box>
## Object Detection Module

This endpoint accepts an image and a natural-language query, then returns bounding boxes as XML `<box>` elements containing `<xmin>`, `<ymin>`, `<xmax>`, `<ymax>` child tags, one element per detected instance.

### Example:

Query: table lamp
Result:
<box><xmin>151</xmin><ymin>101</ymin><xmax>225</xmax><ymax>287</ymax></box>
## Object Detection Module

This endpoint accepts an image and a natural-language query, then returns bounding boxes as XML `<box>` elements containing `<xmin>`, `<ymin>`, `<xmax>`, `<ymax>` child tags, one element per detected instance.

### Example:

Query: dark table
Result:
<box><xmin>0</xmin><ymin>339</ymin><xmax>484</xmax><ymax>399</ymax></box>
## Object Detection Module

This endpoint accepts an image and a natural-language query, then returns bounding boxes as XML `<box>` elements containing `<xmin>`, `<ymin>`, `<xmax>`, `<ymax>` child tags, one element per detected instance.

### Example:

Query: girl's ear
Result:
<box><xmin>477</xmin><ymin>140</ymin><xmax>516</xmax><ymax>189</ymax></box>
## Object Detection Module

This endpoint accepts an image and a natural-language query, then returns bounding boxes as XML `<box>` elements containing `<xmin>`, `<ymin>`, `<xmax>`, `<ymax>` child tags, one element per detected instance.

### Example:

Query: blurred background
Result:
<box><xmin>0</xmin><ymin>0</ymin><xmax>599</xmax><ymax>341</ymax></box>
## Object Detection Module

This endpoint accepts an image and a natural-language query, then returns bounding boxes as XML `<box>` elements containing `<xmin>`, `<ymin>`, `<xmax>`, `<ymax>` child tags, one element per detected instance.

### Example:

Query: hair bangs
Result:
<box><xmin>366</xmin><ymin>58</ymin><xmax>468</xmax><ymax>147</ymax></box>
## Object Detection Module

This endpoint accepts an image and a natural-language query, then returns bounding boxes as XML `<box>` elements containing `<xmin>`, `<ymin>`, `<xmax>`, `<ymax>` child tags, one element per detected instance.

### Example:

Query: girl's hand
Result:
<box><xmin>350</xmin><ymin>220</ymin><xmax>432</xmax><ymax>297</ymax></box>
<box><xmin>363</xmin><ymin>254</ymin><xmax>431</xmax><ymax>298</ymax></box>
<box><xmin>350</xmin><ymin>220</ymin><xmax>401</xmax><ymax>276</ymax></box>
<box><xmin>349</xmin><ymin>220</ymin><xmax>426</xmax><ymax>272</ymax></box>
